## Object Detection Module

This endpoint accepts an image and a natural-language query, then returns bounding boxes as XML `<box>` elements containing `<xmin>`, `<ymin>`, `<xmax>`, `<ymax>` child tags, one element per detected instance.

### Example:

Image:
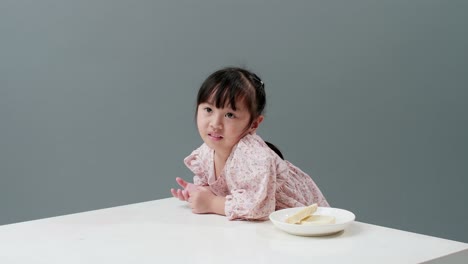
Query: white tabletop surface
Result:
<box><xmin>0</xmin><ymin>197</ymin><xmax>467</xmax><ymax>264</ymax></box>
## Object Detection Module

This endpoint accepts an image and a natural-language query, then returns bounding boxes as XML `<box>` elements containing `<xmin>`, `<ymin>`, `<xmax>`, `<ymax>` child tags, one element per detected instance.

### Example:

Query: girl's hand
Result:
<box><xmin>188</xmin><ymin>187</ymin><xmax>222</xmax><ymax>214</ymax></box>
<box><xmin>170</xmin><ymin>177</ymin><xmax>199</xmax><ymax>201</ymax></box>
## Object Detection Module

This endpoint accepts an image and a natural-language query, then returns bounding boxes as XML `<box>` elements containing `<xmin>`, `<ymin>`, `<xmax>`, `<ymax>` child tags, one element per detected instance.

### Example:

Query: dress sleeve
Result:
<box><xmin>183</xmin><ymin>145</ymin><xmax>209</xmax><ymax>186</ymax></box>
<box><xmin>224</xmin><ymin>142</ymin><xmax>277</xmax><ymax>221</ymax></box>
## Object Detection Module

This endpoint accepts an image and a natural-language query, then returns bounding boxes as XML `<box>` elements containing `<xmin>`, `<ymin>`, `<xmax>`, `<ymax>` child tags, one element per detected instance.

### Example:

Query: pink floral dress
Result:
<box><xmin>184</xmin><ymin>133</ymin><xmax>329</xmax><ymax>220</ymax></box>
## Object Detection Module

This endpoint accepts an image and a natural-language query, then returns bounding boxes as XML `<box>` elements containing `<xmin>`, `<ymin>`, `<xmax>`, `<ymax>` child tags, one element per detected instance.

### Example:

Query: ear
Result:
<box><xmin>249</xmin><ymin>115</ymin><xmax>264</xmax><ymax>134</ymax></box>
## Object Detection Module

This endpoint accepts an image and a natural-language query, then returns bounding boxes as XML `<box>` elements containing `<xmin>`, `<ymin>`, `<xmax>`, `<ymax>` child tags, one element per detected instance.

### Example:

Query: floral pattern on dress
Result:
<box><xmin>184</xmin><ymin>133</ymin><xmax>329</xmax><ymax>220</ymax></box>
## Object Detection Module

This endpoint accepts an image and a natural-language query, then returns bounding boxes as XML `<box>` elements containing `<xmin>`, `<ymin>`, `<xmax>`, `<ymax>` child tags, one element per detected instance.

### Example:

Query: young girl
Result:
<box><xmin>170</xmin><ymin>67</ymin><xmax>329</xmax><ymax>220</ymax></box>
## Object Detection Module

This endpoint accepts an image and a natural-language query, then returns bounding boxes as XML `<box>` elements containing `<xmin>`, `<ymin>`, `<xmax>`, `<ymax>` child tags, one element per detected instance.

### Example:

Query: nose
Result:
<box><xmin>210</xmin><ymin>113</ymin><xmax>223</xmax><ymax>130</ymax></box>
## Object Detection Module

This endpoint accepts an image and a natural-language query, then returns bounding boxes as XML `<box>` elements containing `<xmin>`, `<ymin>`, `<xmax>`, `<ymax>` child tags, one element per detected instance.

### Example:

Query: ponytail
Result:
<box><xmin>265</xmin><ymin>141</ymin><xmax>284</xmax><ymax>160</ymax></box>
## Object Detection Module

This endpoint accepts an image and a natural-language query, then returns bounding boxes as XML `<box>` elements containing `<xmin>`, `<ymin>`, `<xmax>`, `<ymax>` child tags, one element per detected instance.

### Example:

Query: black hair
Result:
<box><xmin>196</xmin><ymin>67</ymin><xmax>284</xmax><ymax>159</ymax></box>
<box><xmin>265</xmin><ymin>141</ymin><xmax>284</xmax><ymax>160</ymax></box>
<box><xmin>196</xmin><ymin>67</ymin><xmax>265</xmax><ymax>124</ymax></box>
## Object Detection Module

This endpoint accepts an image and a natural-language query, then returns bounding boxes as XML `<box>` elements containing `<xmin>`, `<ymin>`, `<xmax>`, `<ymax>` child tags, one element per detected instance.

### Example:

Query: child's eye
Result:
<box><xmin>225</xmin><ymin>112</ymin><xmax>235</xmax><ymax>119</ymax></box>
<box><xmin>204</xmin><ymin>107</ymin><xmax>212</xmax><ymax>113</ymax></box>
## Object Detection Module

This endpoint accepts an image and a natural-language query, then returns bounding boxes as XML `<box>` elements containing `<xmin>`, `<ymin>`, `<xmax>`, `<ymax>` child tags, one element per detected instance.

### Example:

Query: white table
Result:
<box><xmin>0</xmin><ymin>198</ymin><xmax>467</xmax><ymax>264</ymax></box>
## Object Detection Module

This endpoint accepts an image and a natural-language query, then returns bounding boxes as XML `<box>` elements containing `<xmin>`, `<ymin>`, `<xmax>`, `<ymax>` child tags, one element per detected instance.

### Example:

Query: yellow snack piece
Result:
<box><xmin>285</xmin><ymin>204</ymin><xmax>318</xmax><ymax>224</ymax></box>
<box><xmin>299</xmin><ymin>215</ymin><xmax>336</xmax><ymax>225</ymax></box>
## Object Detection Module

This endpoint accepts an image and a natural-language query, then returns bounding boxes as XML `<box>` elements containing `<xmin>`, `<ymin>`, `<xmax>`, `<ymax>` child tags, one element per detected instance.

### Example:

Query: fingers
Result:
<box><xmin>182</xmin><ymin>189</ymin><xmax>190</xmax><ymax>201</ymax></box>
<box><xmin>172</xmin><ymin>176</ymin><xmax>197</xmax><ymax>202</ymax></box>
<box><xmin>170</xmin><ymin>188</ymin><xmax>178</xmax><ymax>198</ymax></box>
<box><xmin>171</xmin><ymin>188</ymin><xmax>189</xmax><ymax>201</ymax></box>
<box><xmin>175</xmin><ymin>177</ymin><xmax>188</xmax><ymax>189</ymax></box>
<box><xmin>171</xmin><ymin>188</ymin><xmax>183</xmax><ymax>201</ymax></box>
<box><xmin>177</xmin><ymin>189</ymin><xmax>188</xmax><ymax>201</ymax></box>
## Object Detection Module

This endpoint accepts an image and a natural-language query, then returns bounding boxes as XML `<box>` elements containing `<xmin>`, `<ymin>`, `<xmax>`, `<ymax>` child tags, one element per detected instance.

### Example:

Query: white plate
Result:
<box><xmin>269</xmin><ymin>206</ymin><xmax>355</xmax><ymax>236</ymax></box>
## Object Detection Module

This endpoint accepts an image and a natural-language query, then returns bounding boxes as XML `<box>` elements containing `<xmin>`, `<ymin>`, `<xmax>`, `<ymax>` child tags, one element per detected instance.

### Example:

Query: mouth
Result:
<box><xmin>208</xmin><ymin>133</ymin><xmax>223</xmax><ymax>140</ymax></box>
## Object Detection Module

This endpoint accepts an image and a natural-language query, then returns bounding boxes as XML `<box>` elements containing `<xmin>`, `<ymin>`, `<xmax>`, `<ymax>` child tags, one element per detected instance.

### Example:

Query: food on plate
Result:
<box><xmin>285</xmin><ymin>203</ymin><xmax>318</xmax><ymax>224</ymax></box>
<box><xmin>285</xmin><ymin>203</ymin><xmax>336</xmax><ymax>225</ymax></box>
<box><xmin>299</xmin><ymin>215</ymin><xmax>336</xmax><ymax>225</ymax></box>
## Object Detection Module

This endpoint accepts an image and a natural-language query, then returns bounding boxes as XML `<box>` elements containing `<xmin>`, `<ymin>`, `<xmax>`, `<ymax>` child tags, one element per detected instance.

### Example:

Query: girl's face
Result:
<box><xmin>196</xmin><ymin>99</ymin><xmax>261</xmax><ymax>158</ymax></box>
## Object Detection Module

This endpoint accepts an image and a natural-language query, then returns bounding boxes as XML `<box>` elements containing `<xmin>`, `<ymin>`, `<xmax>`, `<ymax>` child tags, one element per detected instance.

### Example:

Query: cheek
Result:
<box><xmin>196</xmin><ymin>115</ymin><xmax>209</xmax><ymax>129</ymax></box>
<box><xmin>196</xmin><ymin>111</ymin><xmax>203</xmax><ymax>123</ymax></box>
<box><xmin>195</xmin><ymin>116</ymin><xmax>202</xmax><ymax>129</ymax></box>
<box><xmin>196</xmin><ymin>119</ymin><xmax>204</xmax><ymax>130</ymax></box>
<box><xmin>227</xmin><ymin>123</ymin><xmax>248</xmax><ymax>136</ymax></box>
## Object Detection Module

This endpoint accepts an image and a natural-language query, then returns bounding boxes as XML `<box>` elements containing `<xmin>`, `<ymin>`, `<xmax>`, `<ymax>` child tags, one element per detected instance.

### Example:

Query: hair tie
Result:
<box><xmin>251</xmin><ymin>73</ymin><xmax>264</xmax><ymax>88</ymax></box>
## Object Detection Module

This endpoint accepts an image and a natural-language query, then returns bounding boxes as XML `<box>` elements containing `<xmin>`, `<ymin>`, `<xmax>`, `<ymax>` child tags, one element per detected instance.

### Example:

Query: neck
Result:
<box><xmin>213</xmin><ymin>150</ymin><xmax>230</xmax><ymax>179</ymax></box>
<box><xmin>214</xmin><ymin>148</ymin><xmax>231</xmax><ymax>163</ymax></box>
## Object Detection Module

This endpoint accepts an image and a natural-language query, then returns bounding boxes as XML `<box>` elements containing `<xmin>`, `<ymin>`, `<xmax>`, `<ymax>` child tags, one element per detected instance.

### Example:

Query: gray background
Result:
<box><xmin>1</xmin><ymin>0</ymin><xmax>467</xmax><ymax>243</ymax></box>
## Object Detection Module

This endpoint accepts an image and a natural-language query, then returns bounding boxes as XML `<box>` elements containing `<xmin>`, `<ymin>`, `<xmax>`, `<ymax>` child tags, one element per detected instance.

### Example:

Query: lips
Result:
<box><xmin>208</xmin><ymin>133</ymin><xmax>223</xmax><ymax>139</ymax></box>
